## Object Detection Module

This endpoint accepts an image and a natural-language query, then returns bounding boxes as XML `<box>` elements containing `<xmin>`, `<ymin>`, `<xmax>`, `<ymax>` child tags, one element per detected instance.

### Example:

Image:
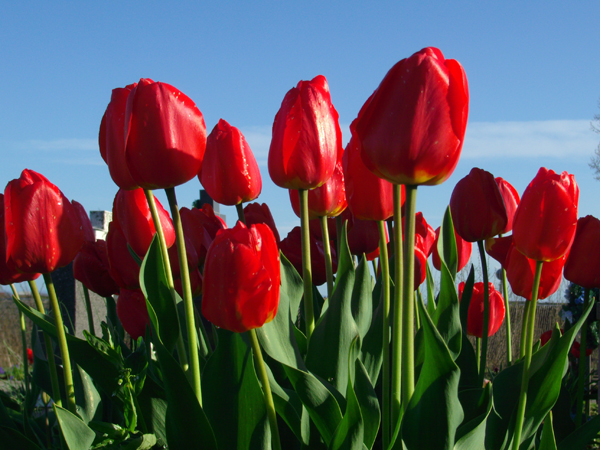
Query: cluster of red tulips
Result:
<box><xmin>2</xmin><ymin>46</ymin><xmax>599</xmax><ymax>450</ymax></box>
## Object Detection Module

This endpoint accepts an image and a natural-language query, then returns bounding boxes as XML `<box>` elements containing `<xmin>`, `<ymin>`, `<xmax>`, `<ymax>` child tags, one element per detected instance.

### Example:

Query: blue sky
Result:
<box><xmin>1</xmin><ymin>2</ymin><xmax>599</xmax><ymax>297</ymax></box>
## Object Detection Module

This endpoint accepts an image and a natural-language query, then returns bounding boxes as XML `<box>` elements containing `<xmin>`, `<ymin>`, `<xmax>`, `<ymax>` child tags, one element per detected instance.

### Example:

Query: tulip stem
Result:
<box><xmin>477</xmin><ymin>240</ymin><xmax>490</xmax><ymax>386</ymax></box>
<box><xmin>378</xmin><ymin>220</ymin><xmax>391</xmax><ymax>449</ymax></box>
<box><xmin>501</xmin><ymin>265</ymin><xmax>512</xmax><ymax>366</ymax></box>
<box><xmin>143</xmin><ymin>189</ymin><xmax>190</xmax><ymax>374</ymax></box>
<box><xmin>43</xmin><ymin>273</ymin><xmax>77</xmax><ymax>414</ymax></box>
<box><xmin>576</xmin><ymin>288</ymin><xmax>593</xmax><ymax>427</ymax></box>
<box><xmin>512</xmin><ymin>260</ymin><xmax>543</xmax><ymax>450</ymax></box>
<box><xmin>248</xmin><ymin>328</ymin><xmax>282</xmax><ymax>450</ymax></box>
<box><xmin>401</xmin><ymin>185</ymin><xmax>417</xmax><ymax>407</ymax></box>
<box><xmin>520</xmin><ymin>300</ymin><xmax>531</xmax><ymax>359</ymax></box>
<box><xmin>82</xmin><ymin>285</ymin><xmax>96</xmax><ymax>336</ymax></box>
<box><xmin>336</xmin><ymin>215</ymin><xmax>343</xmax><ymax>260</ymax></box>
<box><xmin>319</xmin><ymin>216</ymin><xmax>334</xmax><ymax>299</ymax></box>
<box><xmin>298</xmin><ymin>189</ymin><xmax>315</xmax><ymax>342</ymax></box>
<box><xmin>28</xmin><ymin>280</ymin><xmax>62</xmax><ymax>407</ymax></box>
<box><xmin>165</xmin><ymin>187</ymin><xmax>203</xmax><ymax>406</ymax></box>
<box><xmin>11</xmin><ymin>285</ymin><xmax>30</xmax><ymax>399</ymax></box>
<box><xmin>235</xmin><ymin>203</ymin><xmax>246</xmax><ymax>225</ymax></box>
<box><xmin>391</xmin><ymin>184</ymin><xmax>405</xmax><ymax>427</ymax></box>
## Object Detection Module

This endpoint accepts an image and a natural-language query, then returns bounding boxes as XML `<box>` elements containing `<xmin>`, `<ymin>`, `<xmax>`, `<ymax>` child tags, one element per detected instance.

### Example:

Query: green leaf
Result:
<box><xmin>202</xmin><ymin>329</ymin><xmax>269</xmax><ymax>449</ymax></box>
<box><xmin>454</xmin><ymin>385</ymin><xmax>492</xmax><ymax>450</ymax></box>
<box><xmin>425</xmin><ymin>262</ymin><xmax>436</xmax><ymax>316</ymax></box>
<box><xmin>557</xmin><ymin>413</ymin><xmax>600</xmax><ymax>450</ymax></box>
<box><xmin>351</xmin><ymin>256</ymin><xmax>374</xmax><ymax>340</ymax></box>
<box><xmin>120</xmin><ymin>433</ymin><xmax>158</xmax><ymax>450</ymax></box>
<box><xmin>136</xmin><ymin>375</ymin><xmax>168</xmax><ymax>445</ymax></box>
<box><xmin>400</xmin><ymin>298</ymin><xmax>463</xmax><ymax>450</ymax></box>
<box><xmin>438</xmin><ymin>207</ymin><xmax>458</xmax><ymax>278</ymax></box>
<box><xmin>539</xmin><ymin>411</ymin><xmax>557</xmax><ymax>450</ymax></box>
<box><xmin>459</xmin><ymin>267</ymin><xmax>475</xmax><ymax>336</ymax></box>
<box><xmin>432</xmin><ymin>259</ymin><xmax>462</xmax><ymax>360</ymax></box>
<box><xmin>72</xmin><ymin>364</ymin><xmax>102</xmax><ymax>424</ymax></box>
<box><xmin>54</xmin><ymin>404</ymin><xmax>96</xmax><ymax>450</ymax></box>
<box><xmin>359</xmin><ymin>271</ymin><xmax>387</xmax><ymax>386</ymax></box>
<box><xmin>139</xmin><ymin>234</ymin><xmax>181</xmax><ymax>353</ymax></box>
<box><xmin>0</xmin><ymin>426</ymin><xmax>41</xmax><ymax>450</ymax></box>
<box><xmin>354</xmin><ymin>358</ymin><xmax>380</xmax><ymax>449</ymax></box>
<box><xmin>334</xmin><ymin>222</ymin><xmax>354</xmax><ymax>295</ymax></box>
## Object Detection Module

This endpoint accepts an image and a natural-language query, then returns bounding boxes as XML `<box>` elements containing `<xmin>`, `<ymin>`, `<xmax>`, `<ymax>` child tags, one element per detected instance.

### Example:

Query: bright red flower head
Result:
<box><xmin>124</xmin><ymin>78</ymin><xmax>207</xmax><ymax>189</ymax></box>
<box><xmin>459</xmin><ymin>282</ymin><xmax>505</xmax><ymax>338</ymax></box>
<box><xmin>117</xmin><ymin>288</ymin><xmax>150</xmax><ymax>340</ymax></box>
<box><xmin>180</xmin><ymin>204</ymin><xmax>227</xmax><ymax>266</ymax></box>
<box><xmin>495</xmin><ymin>177</ymin><xmax>520</xmax><ymax>234</ymax></box>
<box><xmin>72</xmin><ymin>200</ymin><xmax>95</xmax><ymax>243</ymax></box>
<box><xmin>289</xmin><ymin>161</ymin><xmax>347</xmax><ymax>219</ymax></box>
<box><xmin>342</xmin><ymin>128</ymin><xmax>396</xmax><ymax>221</ymax></box>
<box><xmin>432</xmin><ymin>226</ymin><xmax>472</xmax><ymax>272</ymax></box>
<box><xmin>450</xmin><ymin>168</ymin><xmax>508</xmax><ymax>242</ymax></box>
<box><xmin>73</xmin><ymin>240</ymin><xmax>120</xmax><ymax>297</ymax></box>
<box><xmin>268</xmin><ymin>75</ymin><xmax>343</xmax><ymax>190</ymax></box>
<box><xmin>106</xmin><ymin>220</ymin><xmax>140</xmax><ymax>290</ymax></box>
<box><xmin>5</xmin><ymin>169</ymin><xmax>84</xmax><ymax>274</ymax></box>
<box><xmin>564</xmin><ymin>215</ymin><xmax>600</xmax><ymax>289</ymax></box>
<box><xmin>199</xmin><ymin>119</ymin><xmax>262</xmax><ymax>206</ymax></box>
<box><xmin>244</xmin><ymin>202</ymin><xmax>281</xmax><ymax>246</ymax></box>
<box><xmin>404</xmin><ymin>212</ymin><xmax>436</xmax><ymax>257</ymax></box>
<box><xmin>202</xmin><ymin>222</ymin><xmax>280</xmax><ymax>333</ymax></box>
<box><xmin>512</xmin><ymin>168</ymin><xmax>578</xmax><ymax>262</ymax></box>
<box><xmin>99</xmin><ymin>83</ymin><xmax>139</xmax><ymax>190</ymax></box>
<box><xmin>113</xmin><ymin>188</ymin><xmax>175</xmax><ymax>258</ymax></box>
<box><xmin>355</xmin><ymin>47</ymin><xmax>469</xmax><ymax>186</ymax></box>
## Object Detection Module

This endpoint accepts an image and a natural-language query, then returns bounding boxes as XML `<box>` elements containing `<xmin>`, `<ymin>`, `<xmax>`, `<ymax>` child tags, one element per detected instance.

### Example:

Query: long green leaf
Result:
<box><xmin>0</xmin><ymin>426</ymin><xmax>40</xmax><ymax>450</ymax></box>
<box><xmin>354</xmin><ymin>358</ymin><xmax>380</xmax><ymax>449</ymax></box>
<box><xmin>454</xmin><ymin>385</ymin><xmax>492</xmax><ymax>450</ymax></box>
<box><xmin>539</xmin><ymin>411</ymin><xmax>557</xmax><ymax>450</ymax></box>
<box><xmin>54</xmin><ymin>405</ymin><xmax>96</xmax><ymax>450</ymax></box>
<box><xmin>438</xmin><ymin>207</ymin><xmax>458</xmax><ymax>278</ymax></box>
<box><xmin>557</xmin><ymin>413</ymin><xmax>600</xmax><ymax>450</ymax></box>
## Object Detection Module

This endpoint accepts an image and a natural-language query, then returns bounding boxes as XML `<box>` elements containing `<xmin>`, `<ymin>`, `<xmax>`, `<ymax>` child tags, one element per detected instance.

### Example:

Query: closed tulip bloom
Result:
<box><xmin>342</xmin><ymin>130</ymin><xmax>395</xmax><ymax>221</ymax></box>
<box><xmin>113</xmin><ymin>188</ymin><xmax>175</xmax><ymax>258</ymax></box>
<box><xmin>450</xmin><ymin>168</ymin><xmax>508</xmax><ymax>242</ymax></box>
<box><xmin>73</xmin><ymin>240</ymin><xmax>120</xmax><ymax>297</ymax></box>
<box><xmin>72</xmin><ymin>200</ymin><xmax>95</xmax><ymax>243</ymax></box>
<box><xmin>202</xmin><ymin>222</ymin><xmax>280</xmax><ymax>333</ymax></box>
<box><xmin>432</xmin><ymin>226</ymin><xmax>472</xmax><ymax>272</ymax></box>
<box><xmin>168</xmin><ymin>235</ymin><xmax>202</xmax><ymax>297</ymax></box>
<box><xmin>564</xmin><ymin>216</ymin><xmax>600</xmax><ymax>289</ymax></box>
<box><xmin>405</xmin><ymin>212</ymin><xmax>436</xmax><ymax>257</ymax></box>
<box><xmin>180</xmin><ymin>204</ymin><xmax>227</xmax><ymax>266</ymax></box>
<box><xmin>244</xmin><ymin>203</ymin><xmax>281</xmax><ymax>246</ymax></box>
<box><xmin>289</xmin><ymin>161</ymin><xmax>347</xmax><ymax>219</ymax></box>
<box><xmin>512</xmin><ymin>168</ymin><xmax>578</xmax><ymax>262</ymax></box>
<box><xmin>268</xmin><ymin>75</ymin><xmax>343</xmax><ymax>190</ymax></box>
<box><xmin>355</xmin><ymin>47</ymin><xmax>469</xmax><ymax>186</ymax></box>
<box><xmin>414</xmin><ymin>235</ymin><xmax>428</xmax><ymax>287</ymax></box>
<box><xmin>99</xmin><ymin>83</ymin><xmax>139</xmax><ymax>190</ymax></box>
<box><xmin>345</xmin><ymin>212</ymin><xmax>381</xmax><ymax>257</ymax></box>
<box><xmin>124</xmin><ymin>78</ymin><xmax>207</xmax><ymax>189</ymax></box>
<box><xmin>458</xmin><ymin>282</ymin><xmax>505</xmax><ymax>338</ymax></box>
<box><xmin>5</xmin><ymin>169</ymin><xmax>84</xmax><ymax>274</ymax></box>
<box><xmin>199</xmin><ymin>119</ymin><xmax>262</xmax><ymax>206</ymax></box>
<box><xmin>117</xmin><ymin>288</ymin><xmax>150</xmax><ymax>340</ymax></box>
<box><xmin>495</xmin><ymin>177</ymin><xmax>520</xmax><ymax>234</ymax></box>
<box><xmin>106</xmin><ymin>221</ymin><xmax>140</xmax><ymax>290</ymax></box>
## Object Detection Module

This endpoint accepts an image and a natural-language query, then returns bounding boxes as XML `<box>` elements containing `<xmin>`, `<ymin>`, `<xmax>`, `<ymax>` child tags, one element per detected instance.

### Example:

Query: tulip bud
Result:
<box><xmin>459</xmin><ymin>282</ymin><xmax>505</xmax><ymax>338</ymax></box>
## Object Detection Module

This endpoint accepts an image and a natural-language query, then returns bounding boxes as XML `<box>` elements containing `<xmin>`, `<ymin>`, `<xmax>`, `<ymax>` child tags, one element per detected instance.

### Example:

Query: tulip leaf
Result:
<box><xmin>438</xmin><ymin>206</ymin><xmax>458</xmax><ymax>278</ymax></box>
<box><xmin>202</xmin><ymin>329</ymin><xmax>269</xmax><ymax>449</ymax></box>
<box><xmin>454</xmin><ymin>385</ymin><xmax>492</xmax><ymax>450</ymax></box>
<box><xmin>351</xmin><ymin>255</ymin><xmax>374</xmax><ymax>341</ymax></box>
<box><xmin>54</xmin><ymin>404</ymin><xmax>96</xmax><ymax>450</ymax></box>
<box><xmin>354</xmin><ymin>358</ymin><xmax>380</xmax><ymax>449</ymax></box>
<box><xmin>459</xmin><ymin>266</ymin><xmax>475</xmax><ymax>335</ymax></box>
<box><xmin>455</xmin><ymin>334</ymin><xmax>480</xmax><ymax>392</ymax></box>
<box><xmin>72</xmin><ymin>364</ymin><xmax>102</xmax><ymax>424</ymax></box>
<box><xmin>539</xmin><ymin>411</ymin><xmax>557</xmax><ymax>450</ymax></box>
<box><xmin>140</xmin><ymin>234</ymin><xmax>180</xmax><ymax>353</ymax></box>
<box><xmin>432</xmin><ymin>257</ymin><xmax>462</xmax><ymax>361</ymax></box>
<box><xmin>329</xmin><ymin>337</ymin><xmax>364</xmax><ymax>450</ymax></box>
<box><xmin>425</xmin><ymin>262</ymin><xmax>436</xmax><ymax>315</ymax></box>
<box><xmin>400</xmin><ymin>297</ymin><xmax>463</xmax><ymax>450</ymax></box>
<box><xmin>334</xmin><ymin>222</ymin><xmax>353</xmax><ymax>295</ymax></box>
<box><xmin>0</xmin><ymin>426</ymin><xmax>41</xmax><ymax>450</ymax></box>
<box><xmin>265</xmin><ymin>363</ymin><xmax>305</xmax><ymax>445</ymax></box>
<box><xmin>556</xmin><ymin>413</ymin><xmax>600</xmax><ymax>450</ymax></box>
<box><xmin>359</xmin><ymin>272</ymin><xmax>388</xmax><ymax>385</ymax></box>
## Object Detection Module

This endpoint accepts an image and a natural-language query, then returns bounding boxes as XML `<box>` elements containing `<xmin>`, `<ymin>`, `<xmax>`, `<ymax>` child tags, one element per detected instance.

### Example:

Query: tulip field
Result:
<box><xmin>1</xmin><ymin>46</ymin><xmax>600</xmax><ymax>450</ymax></box>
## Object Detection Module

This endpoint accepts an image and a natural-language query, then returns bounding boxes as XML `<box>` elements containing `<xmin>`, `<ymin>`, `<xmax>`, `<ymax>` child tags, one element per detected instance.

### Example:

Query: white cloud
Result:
<box><xmin>462</xmin><ymin>120</ymin><xmax>597</xmax><ymax>159</ymax></box>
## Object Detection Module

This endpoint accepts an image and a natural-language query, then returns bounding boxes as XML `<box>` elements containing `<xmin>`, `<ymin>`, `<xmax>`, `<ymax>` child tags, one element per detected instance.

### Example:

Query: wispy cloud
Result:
<box><xmin>18</xmin><ymin>138</ymin><xmax>98</xmax><ymax>152</ymax></box>
<box><xmin>462</xmin><ymin>120</ymin><xmax>597</xmax><ymax>159</ymax></box>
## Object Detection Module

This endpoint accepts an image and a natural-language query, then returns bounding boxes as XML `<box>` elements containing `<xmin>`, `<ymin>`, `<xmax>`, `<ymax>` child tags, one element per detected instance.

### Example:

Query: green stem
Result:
<box><xmin>520</xmin><ymin>300</ymin><xmax>531</xmax><ymax>359</ymax></box>
<box><xmin>82</xmin><ymin>286</ymin><xmax>96</xmax><ymax>336</ymax></box>
<box><xmin>401</xmin><ymin>185</ymin><xmax>417</xmax><ymax>407</ymax></box>
<box><xmin>165</xmin><ymin>187</ymin><xmax>202</xmax><ymax>406</ymax></box>
<box><xmin>29</xmin><ymin>280</ymin><xmax>62</xmax><ymax>407</ymax></box>
<box><xmin>378</xmin><ymin>220</ymin><xmax>391</xmax><ymax>449</ymax></box>
<box><xmin>298</xmin><ymin>189</ymin><xmax>315</xmax><ymax>342</ymax></box>
<box><xmin>477</xmin><ymin>240</ymin><xmax>490</xmax><ymax>385</ymax></box>
<box><xmin>335</xmin><ymin>215</ymin><xmax>343</xmax><ymax>261</ymax></box>
<box><xmin>320</xmin><ymin>216</ymin><xmax>334</xmax><ymax>299</ymax></box>
<box><xmin>512</xmin><ymin>261</ymin><xmax>543</xmax><ymax>450</ymax></box>
<box><xmin>501</xmin><ymin>266</ymin><xmax>512</xmax><ymax>366</ymax></box>
<box><xmin>391</xmin><ymin>184</ymin><xmax>404</xmax><ymax>427</ymax></box>
<box><xmin>143</xmin><ymin>189</ymin><xmax>190</xmax><ymax>373</ymax></box>
<box><xmin>43</xmin><ymin>273</ymin><xmax>77</xmax><ymax>414</ymax></box>
<box><xmin>248</xmin><ymin>329</ymin><xmax>282</xmax><ymax>450</ymax></box>
<box><xmin>414</xmin><ymin>292</ymin><xmax>421</xmax><ymax>330</ymax></box>
<box><xmin>11</xmin><ymin>285</ymin><xmax>30</xmax><ymax>399</ymax></box>
<box><xmin>236</xmin><ymin>203</ymin><xmax>246</xmax><ymax>225</ymax></box>
<box><xmin>576</xmin><ymin>288</ymin><xmax>592</xmax><ymax>427</ymax></box>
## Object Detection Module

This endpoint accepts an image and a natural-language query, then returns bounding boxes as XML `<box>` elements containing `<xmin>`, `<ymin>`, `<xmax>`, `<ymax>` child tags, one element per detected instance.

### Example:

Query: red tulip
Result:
<box><xmin>289</xmin><ymin>161</ymin><xmax>347</xmax><ymax>219</ymax></box>
<box><xmin>106</xmin><ymin>220</ymin><xmax>140</xmax><ymax>290</ymax></box>
<box><xmin>5</xmin><ymin>169</ymin><xmax>84</xmax><ymax>274</ymax></box>
<box><xmin>414</xmin><ymin>235</ymin><xmax>428</xmax><ymax>287</ymax></box>
<box><xmin>244</xmin><ymin>203</ymin><xmax>281</xmax><ymax>246</ymax></box>
<box><xmin>512</xmin><ymin>168</ymin><xmax>578</xmax><ymax>262</ymax></box>
<box><xmin>117</xmin><ymin>288</ymin><xmax>150</xmax><ymax>340</ymax></box>
<box><xmin>199</xmin><ymin>119</ymin><xmax>262</xmax><ymax>206</ymax></box>
<box><xmin>458</xmin><ymin>281</ymin><xmax>505</xmax><ymax>338</ymax></box>
<box><xmin>72</xmin><ymin>200</ymin><xmax>95</xmax><ymax>243</ymax></box>
<box><xmin>268</xmin><ymin>75</ymin><xmax>343</xmax><ymax>190</ymax></box>
<box><xmin>180</xmin><ymin>204</ymin><xmax>227</xmax><ymax>266</ymax></box>
<box><xmin>27</xmin><ymin>348</ymin><xmax>33</xmax><ymax>365</ymax></box>
<box><xmin>113</xmin><ymin>188</ymin><xmax>175</xmax><ymax>258</ymax></box>
<box><xmin>405</xmin><ymin>212</ymin><xmax>435</xmax><ymax>257</ymax></box>
<box><xmin>124</xmin><ymin>78</ymin><xmax>207</xmax><ymax>189</ymax></box>
<box><xmin>0</xmin><ymin>194</ymin><xmax>39</xmax><ymax>285</ymax></box>
<box><xmin>354</xmin><ymin>47</ymin><xmax>469</xmax><ymax>186</ymax></box>
<box><xmin>73</xmin><ymin>240</ymin><xmax>120</xmax><ymax>297</ymax></box>
<box><xmin>99</xmin><ymin>83</ymin><xmax>139</xmax><ymax>190</ymax></box>
<box><xmin>342</xmin><ymin>210</ymin><xmax>381</xmax><ymax>257</ymax></box>
<box><xmin>202</xmin><ymin>222</ymin><xmax>280</xmax><ymax>333</ymax></box>
<box><xmin>495</xmin><ymin>177</ymin><xmax>520</xmax><ymax>234</ymax></box>
<box><xmin>449</xmin><ymin>168</ymin><xmax>508</xmax><ymax>242</ymax></box>
<box><xmin>485</xmin><ymin>235</ymin><xmax>513</xmax><ymax>267</ymax></box>
<box><xmin>564</xmin><ymin>216</ymin><xmax>600</xmax><ymax>289</ymax></box>
<box><xmin>309</xmin><ymin>217</ymin><xmax>338</xmax><ymax>242</ymax></box>
<box><xmin>168</xmin><ymin>235</ymin><xmax>202</xmax><ymax>297</ymax></box>
<box><xmin>342</xmin><ymin>129</ymin><xmax>396</xmax><ymax>221</ymax></box>
<box><xmin>280</xmin><ymin>226</ymin><xmax>337</xmax><ymax>287</ymax></box>
<box><xmin>432</xmin><ymin>226</ymin><xmax>472</xmax><ymax>272</ymax></box>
